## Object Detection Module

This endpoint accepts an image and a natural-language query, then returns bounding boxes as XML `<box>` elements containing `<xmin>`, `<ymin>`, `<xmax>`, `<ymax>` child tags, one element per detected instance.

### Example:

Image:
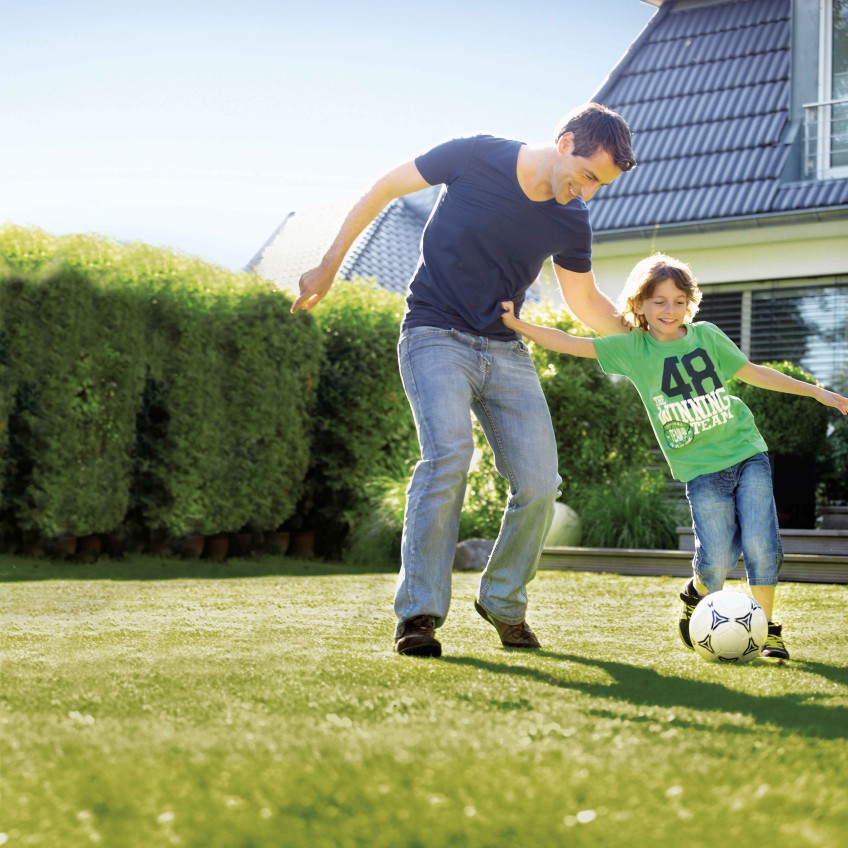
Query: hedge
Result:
<box><xmin>296</xmin><ymin>280</ymin><xmax>419</xmax><ymax>557</ymax></box>
<box><xmin>0</xmin><ymin>225</ymin><xmax>320</xmax><ymax>548</ymax></box>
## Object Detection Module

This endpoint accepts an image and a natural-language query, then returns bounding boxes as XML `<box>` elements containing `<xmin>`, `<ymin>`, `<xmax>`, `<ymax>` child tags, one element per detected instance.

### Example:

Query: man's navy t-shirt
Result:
<box><xmin>405</xmin><ymin>134</ymin><xmax>593</xmax><ymax>340</ymax></box>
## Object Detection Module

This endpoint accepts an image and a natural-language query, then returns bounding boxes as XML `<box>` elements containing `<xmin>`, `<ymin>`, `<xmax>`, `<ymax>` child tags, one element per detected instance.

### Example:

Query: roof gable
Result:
<box><xmin>591</xmin><ymin>0</ymin><xmax>848</xmax><ymax>236</ymax></box>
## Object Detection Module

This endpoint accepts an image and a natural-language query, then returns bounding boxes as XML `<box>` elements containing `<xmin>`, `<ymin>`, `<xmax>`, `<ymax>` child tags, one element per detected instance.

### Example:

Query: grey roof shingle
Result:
<box><xmin>340</xmin><ymin>187</ymin><xmax>439</xmax><ymax>294</ymax></box>
<box><xmin>590</xmin><ymin>0</ymin><xmax>848</xmax><ymax>235</ymax></box>
<box><xmin>245</xmin><ymin>187</ymin><xmax>439</xmax><ymax>296</ymax></box>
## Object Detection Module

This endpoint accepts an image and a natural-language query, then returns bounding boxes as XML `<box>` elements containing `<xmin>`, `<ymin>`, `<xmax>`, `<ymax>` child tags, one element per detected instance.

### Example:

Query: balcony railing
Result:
<box><xmin>803</xmin><ymin>97</ymin><xmax>848</xmax><ymax>179</ymax></box>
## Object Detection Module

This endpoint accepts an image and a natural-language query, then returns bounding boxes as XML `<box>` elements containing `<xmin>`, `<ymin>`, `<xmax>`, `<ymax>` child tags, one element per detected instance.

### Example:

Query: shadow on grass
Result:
<box><xmin>442</xmin><ymin>652</ymin><xmax>847</xmax><ymax>741</ymax></box>
<box><xmin>0</xmin><ymin>555</ymin><xmax>396</xmax><ymax>582</ymax></box>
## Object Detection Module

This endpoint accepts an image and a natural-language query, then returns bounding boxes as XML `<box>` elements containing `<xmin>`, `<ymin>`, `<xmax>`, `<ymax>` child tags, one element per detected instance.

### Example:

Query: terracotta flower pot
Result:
<box><xmin>171</xmin><ymin>533</ymin><xmax>205</xmax><ymax>559</ymax></box>
<box><xmin>230</xmin><ymin>532</ymin><xmax>254</xmax><ymax>558</ymax></box>
<box><xmin>203</xmin><ymin>533</ymin><xmax>230</xmax><ymax>561</ymax></box>
<box><xmin>74</xmin><ymin>534</ymin><xmax>103</xmax><ymax>563</ymax></box>
<box><xmin>264</xmin><ymin>530</ymin><xmax>290</xmax><ymax>556</ymax></box>
<box><xmin>289</xmin><ymin>530</ymin><xmax>316</xmax><ymax>559</ymax></box>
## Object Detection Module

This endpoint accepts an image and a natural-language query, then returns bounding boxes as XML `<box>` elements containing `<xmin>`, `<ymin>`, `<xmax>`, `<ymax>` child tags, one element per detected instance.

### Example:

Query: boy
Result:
<box><xmin>502</xmin><ymin>253</ymin><xmax>848</xmax><ymax>659</ymax></box>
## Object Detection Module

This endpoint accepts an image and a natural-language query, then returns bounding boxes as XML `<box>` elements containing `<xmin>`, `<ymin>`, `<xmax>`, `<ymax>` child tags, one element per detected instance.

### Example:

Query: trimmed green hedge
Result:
<box><xmin>0</xmin><ymin>225</ymin><xmax>320</xmax><ymax>547</ymax></box>
<box><xmin>0</xmin><ymin>224</ymin><xmax>667</xmax><ymax>558</ymax></box>
<box><xmin>1</xmin><ymin>258</ymin><xmax>148</xmax><ymax>539</ymax></box>
<box><xmin>297</xmin><ymin>280</ymin><xmax>419</xmax><ymax>556</ymax></box>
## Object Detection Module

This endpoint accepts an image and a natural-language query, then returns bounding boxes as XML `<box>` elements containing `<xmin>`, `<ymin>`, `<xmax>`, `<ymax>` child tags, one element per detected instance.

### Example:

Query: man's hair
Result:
<box><xmin>619</xmin><ymin>253</ymin><xmax>703</xmax><ymax>330</ymax></box>
<box><xmin>555</xmin><ymin>102</ymin><xmax>637</xmax><ymax>172</ymax></box>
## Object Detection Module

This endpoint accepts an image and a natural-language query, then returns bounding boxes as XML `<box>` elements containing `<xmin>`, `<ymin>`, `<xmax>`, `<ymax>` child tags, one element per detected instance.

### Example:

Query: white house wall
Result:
<box><xmin>591</xmin><ymin>219</ymin><xmax>848</xmax><ymax>299</ymax></box>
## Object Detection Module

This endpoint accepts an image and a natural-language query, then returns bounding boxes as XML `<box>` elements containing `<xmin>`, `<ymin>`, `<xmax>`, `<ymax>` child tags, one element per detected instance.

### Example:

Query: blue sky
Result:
<box><xmin>2</xmin><ymin>0</ymin><xmax>656</xmax><ymax>271</ymax></box>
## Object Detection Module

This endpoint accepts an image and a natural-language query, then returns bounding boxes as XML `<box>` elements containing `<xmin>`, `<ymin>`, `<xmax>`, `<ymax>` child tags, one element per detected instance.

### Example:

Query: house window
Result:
<box><xmin>806</xmin><ymin>0</ymin><xmax>848</xmax><ymax>178</ymax></box>
<box><xmin>696</xmin><ymin>281</ymin><xmax>848</xmax><ymax>393</ymax></box>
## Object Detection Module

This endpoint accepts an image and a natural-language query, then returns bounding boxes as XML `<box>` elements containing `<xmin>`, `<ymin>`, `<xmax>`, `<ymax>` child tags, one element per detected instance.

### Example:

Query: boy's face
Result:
<box><xmin>635</xmin><ymin>277</ymin><xmax>690</xmax><ymax>342</ymax></box>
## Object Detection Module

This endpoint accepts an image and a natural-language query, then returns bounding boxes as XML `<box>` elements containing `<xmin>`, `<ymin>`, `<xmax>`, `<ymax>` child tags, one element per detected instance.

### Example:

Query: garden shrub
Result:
<box><xmin>458</xmin><ymin>422</ymin><xmax>510</xmax><ymax>541</ymax></box>
<box><xmin>0</xmin><ymin>225</ymin><xmax>320</xmax><ymax>547</ymax></box>
<box><xmin>344</xmin><ymin>475</ymin><xmax>408</xmax><ymax>569</ymax></box>
<box><xmin>0</xmin><ymin>259</ymin><xmax>147</xmax><ymax>540</ymax></box>
<box><xmin>113</xmin><ymin>243</ymin><xmax>322</xmax><ymax>539</ymax></box>
<box><xmin>818</xmin><ymin>413</ymin><xmax>848</xmax><ymax>504</ymax></box>
<box><xmin>300</xmin><ymin>280</ymin><xmax>418</xmax><ymax>556</ymax></box>
<box><xmin>217</xmin><ymin>287</ymin><xmax>319</xmax><ymax>534</ymax></box>
<box><xmin>575</xmin><ymin>470</ymin><xmax>684</xmax><ymax>549</ymax></box>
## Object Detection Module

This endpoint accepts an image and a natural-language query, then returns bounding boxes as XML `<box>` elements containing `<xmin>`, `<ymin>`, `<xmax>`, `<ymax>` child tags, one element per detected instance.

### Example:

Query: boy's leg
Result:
<box><xmin>736</xmin><ymin>453</ymin><xmax>788</xmax><ymax>659</ymax></box>
<box><xmin>394</xmin><ymin>329</ymin><xmax>477</xmax><ymax>653</ymax></box>
<box><xmin>750</xmin><ymin>585</ymin><xmax>776</xmax><ymax>621</ymax></box>
<box><xmin>680</xmin><ymin>469</ymin><xmax>743</xmax><ymax>648</ymax></box>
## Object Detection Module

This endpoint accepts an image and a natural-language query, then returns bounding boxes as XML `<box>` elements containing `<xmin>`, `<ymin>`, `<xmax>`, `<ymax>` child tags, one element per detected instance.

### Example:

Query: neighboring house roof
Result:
<box><xmin>340</xmin><ymin>186</ymin><xmax>440</xmax><ymax>294</ymax></box>
<box><xmin>589</xmin><ymin>0</ymin><xmax>848</xmax><ymax>237</ymax></box>
<box><xmin>245</xmin><ymin>187</ymin><xmax>440</xmax><ymax>296</ymax></box>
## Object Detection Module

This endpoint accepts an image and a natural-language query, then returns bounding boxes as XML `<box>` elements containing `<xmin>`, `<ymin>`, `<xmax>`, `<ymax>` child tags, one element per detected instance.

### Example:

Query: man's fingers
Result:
<box><xmin>290</xmin><ymin>291</ymin><xmax>320</xmax><ymax>314</ymax></box>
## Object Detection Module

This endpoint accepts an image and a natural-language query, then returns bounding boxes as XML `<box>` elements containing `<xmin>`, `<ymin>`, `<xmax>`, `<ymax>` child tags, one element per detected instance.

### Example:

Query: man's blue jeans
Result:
<box><xmin>685</xmin><ymin>452</ymin><xmax>783</xmax><ymax>592</ymax></box>
<box><xmin>395</xmin><ymin>327</ymin><xmax>561</xmax><ymax>635</ymax></box>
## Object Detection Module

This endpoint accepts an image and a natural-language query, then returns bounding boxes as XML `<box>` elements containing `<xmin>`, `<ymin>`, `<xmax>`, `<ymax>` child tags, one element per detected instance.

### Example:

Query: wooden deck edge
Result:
<box><xmin>539</xmin><ymin>547</ymin><xmax>848</xmax><ymax>584</ymax></box>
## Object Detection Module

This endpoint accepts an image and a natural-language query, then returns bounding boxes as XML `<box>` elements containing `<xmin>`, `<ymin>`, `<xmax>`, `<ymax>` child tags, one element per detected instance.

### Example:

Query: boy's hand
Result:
<box><xmin>501</xmin><ymin>300</ymin><xmax>518</xmax><ymax>328</ymax></box>
<box><xmin>818</xmin><ymin>387</ymin><xmax>848</xmax><ymax>415</ymax></box>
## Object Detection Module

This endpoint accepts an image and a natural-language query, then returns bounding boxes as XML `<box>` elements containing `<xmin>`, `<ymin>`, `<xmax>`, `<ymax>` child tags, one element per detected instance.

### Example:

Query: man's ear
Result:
<box><xmin>556</xmin><ymin>131</ymin><xmax>575</xmax><ymax>154</ymax></box>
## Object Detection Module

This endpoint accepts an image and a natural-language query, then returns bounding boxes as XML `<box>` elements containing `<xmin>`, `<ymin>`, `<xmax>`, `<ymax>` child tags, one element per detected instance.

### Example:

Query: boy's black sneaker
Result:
<box><xmin>678</xmin><ymin>577</ymin><xmax>702</xmax><ymax>649</ymax></box>
<box><xmin>394</xmin><ymin>615</ymin><xmax>442</xmax><ymax>657</ymax></box>
<box><xmin>761</xmin><ymin>621</ymin><xmax>790</xmax><ymax>660</ymax></box>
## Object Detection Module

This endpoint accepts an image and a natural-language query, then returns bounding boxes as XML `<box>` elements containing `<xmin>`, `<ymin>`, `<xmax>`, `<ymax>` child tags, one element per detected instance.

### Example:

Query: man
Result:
<box><xmin>292</xmin><ymin>102</ymin><xmax>636</xmax><ymax>657</ymax></box>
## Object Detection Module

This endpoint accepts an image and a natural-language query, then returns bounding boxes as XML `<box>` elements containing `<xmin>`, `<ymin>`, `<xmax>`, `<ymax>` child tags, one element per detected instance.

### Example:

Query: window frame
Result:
<box><xmin>816</xmin><ymin>0</ymin><xmax>848</xmax><ymax>179</ymax></box>
<box><xmin>695</xmin><ymin>277</ymin><xmax>848</xmax><ymax>392</ymax></box>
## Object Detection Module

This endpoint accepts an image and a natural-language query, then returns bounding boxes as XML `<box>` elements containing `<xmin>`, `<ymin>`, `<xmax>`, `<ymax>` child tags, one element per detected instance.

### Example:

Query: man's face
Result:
<box><xmin>552</xmin><ymin>132</ymin><xmax>623</xmax><ymax>205</ymax></box>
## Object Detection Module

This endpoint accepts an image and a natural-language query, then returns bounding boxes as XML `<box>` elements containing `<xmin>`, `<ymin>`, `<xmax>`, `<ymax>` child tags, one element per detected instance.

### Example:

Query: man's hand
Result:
<box><xmin>291</xmin><ymin>265</ymin><xmax>335</xmax><ymax>314</ymax></box>
<box><xmin>288</xmin><ymin>161</ymin><xmax>431</xmax><ymax>316</ymax></box>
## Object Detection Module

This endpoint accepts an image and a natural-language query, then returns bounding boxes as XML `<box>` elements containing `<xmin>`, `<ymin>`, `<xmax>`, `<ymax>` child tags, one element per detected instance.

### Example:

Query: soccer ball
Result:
<box><xmin>689</xmin><ymin>589</ymin><xmax>768</xmax><ymax>663</ymax></box>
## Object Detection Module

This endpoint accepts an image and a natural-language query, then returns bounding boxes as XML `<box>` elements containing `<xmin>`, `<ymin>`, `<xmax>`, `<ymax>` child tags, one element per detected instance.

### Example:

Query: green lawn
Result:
<box><xmin>1</xmin><ymin>555</ymin><xmax>846</xmax><ymax>848</ymax></box>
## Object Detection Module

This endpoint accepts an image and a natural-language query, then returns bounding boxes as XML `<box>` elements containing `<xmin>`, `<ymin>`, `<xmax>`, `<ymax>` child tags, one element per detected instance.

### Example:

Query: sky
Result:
<box><xmin>2</xmin><ymin>0</ymin><xmax>657</xmax><ymax>273</ymax></box>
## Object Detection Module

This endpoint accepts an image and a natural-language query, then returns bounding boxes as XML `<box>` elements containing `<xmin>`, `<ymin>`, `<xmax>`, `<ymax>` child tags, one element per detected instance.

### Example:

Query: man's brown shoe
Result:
<box><xmin>474</xmin><ymin>599</ymin><xmax>540</xmax><ymax>649</ymax></box>
<box><xmin>395</xmin><ymin>615</ymin><xmax>442</xmax><ymax>657</ymax></box>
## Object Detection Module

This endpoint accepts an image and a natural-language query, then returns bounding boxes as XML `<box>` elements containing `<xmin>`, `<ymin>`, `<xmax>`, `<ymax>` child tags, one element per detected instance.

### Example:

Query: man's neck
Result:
<box><xmin>516</xmin><ymin>144</ymin><xmax>556</xmax><ymax>202</ymax></box>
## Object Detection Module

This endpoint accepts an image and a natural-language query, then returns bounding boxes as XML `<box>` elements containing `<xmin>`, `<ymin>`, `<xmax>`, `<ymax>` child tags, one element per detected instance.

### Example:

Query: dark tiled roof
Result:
<box><xmin>590</xmin><ymin>0</ymin><xmax>848</xmax><ymax>235</ymax></box>
<box><xmin>245</xmin><ymin>187</ymin><xmax>439</xmax><ymax>297</ymax></box>
<box><xmin>340</xmin><ymin>186</ymin><xmax>439</xmax><ymax>294</ymax></box>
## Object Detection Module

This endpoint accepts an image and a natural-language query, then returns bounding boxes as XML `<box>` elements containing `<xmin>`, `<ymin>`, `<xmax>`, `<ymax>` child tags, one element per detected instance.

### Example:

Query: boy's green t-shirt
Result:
<box><xmin>593</xmin><ymin>322</ymin><xmax>768</xmax><ymax>483</ymax></box>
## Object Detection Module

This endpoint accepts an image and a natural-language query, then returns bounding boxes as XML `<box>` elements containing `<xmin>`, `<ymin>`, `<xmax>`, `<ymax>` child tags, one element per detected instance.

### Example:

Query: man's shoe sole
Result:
<box><xmin>395</xmin><ymin>639</ymin><xmax>442</xmax><ymax>658</ymax></box>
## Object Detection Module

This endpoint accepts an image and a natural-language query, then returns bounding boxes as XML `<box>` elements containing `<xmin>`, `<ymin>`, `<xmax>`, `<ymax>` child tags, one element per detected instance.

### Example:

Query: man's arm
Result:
<box><xmin>735</xmin><ymin>362</ymin><xmax>848</xmax><ymax>414</ymax></box>
<box><xmin>553</xmin><ymin>265</ymin><xmax>628</xmax><ymax>336</ymax></box>
<box><xmin>290</xmin><ymin>161</ymin><xmax>431</xmax><ymax>314</ymax></box>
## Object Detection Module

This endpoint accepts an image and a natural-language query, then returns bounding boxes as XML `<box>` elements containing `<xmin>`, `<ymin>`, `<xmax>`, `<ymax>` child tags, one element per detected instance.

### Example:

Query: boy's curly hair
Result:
<box><xmin>619</xmin><ymin>253</ymin><xmax>703</xmax><ymax>331</ymax></box>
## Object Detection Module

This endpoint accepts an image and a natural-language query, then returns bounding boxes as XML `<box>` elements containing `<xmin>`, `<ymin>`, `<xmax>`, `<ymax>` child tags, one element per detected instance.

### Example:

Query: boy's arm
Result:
<box><xmin>734</xmin><ymin>362</ymin><xmax>848</xmax><ymax>414</ymax></box>
<box><xmin>501</xmin><ymin>301</ymin><xmax>598</xmax><ymax>359</ymax></box>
